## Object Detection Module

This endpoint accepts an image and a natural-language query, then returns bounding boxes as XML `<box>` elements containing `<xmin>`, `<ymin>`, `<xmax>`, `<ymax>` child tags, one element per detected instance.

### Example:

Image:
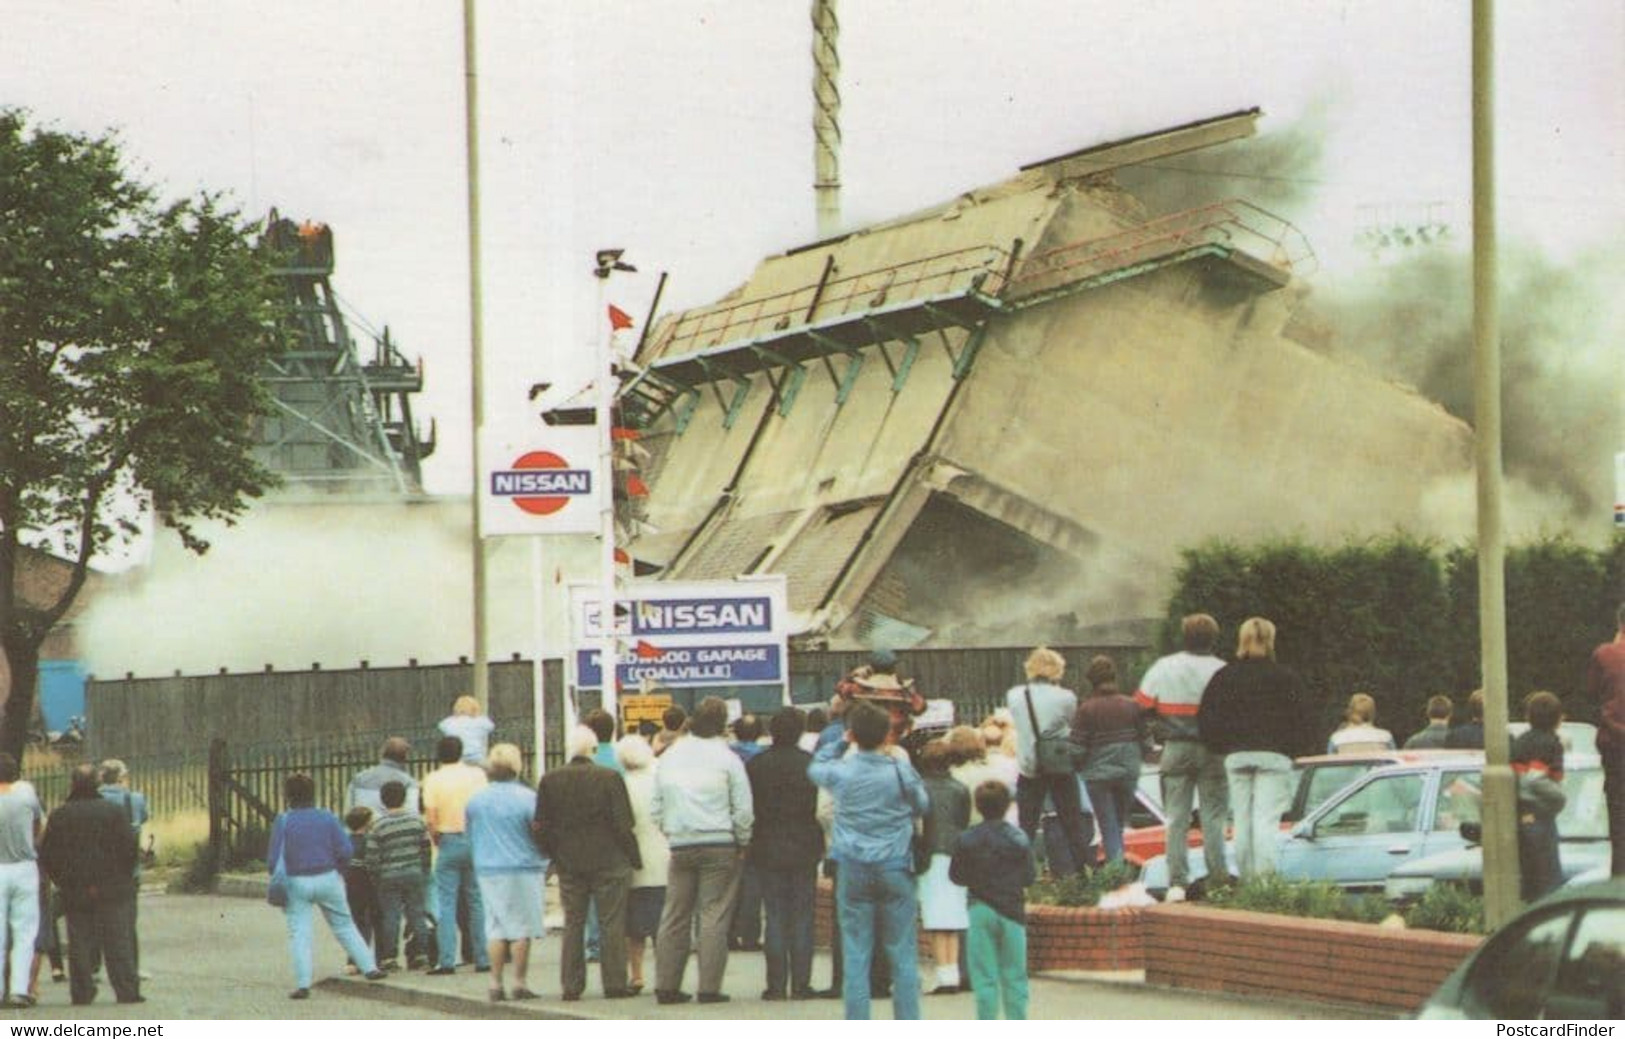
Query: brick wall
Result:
<box><xmin>1143</xmin><ymin>904</ymin><xmax>1482</xmax><ymax>1012</ymax></box>
<box><xmin>1027</xmin><ymin>904</ymin><xmax>1144</xmax><ymax>971</ymax></box>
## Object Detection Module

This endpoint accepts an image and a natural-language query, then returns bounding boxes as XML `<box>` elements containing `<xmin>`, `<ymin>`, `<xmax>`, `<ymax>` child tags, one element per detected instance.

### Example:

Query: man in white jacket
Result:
<box><xmin>650</xmin><ymin>697</ymin><xmax>753</xmax><ymax>1005</ymax></box>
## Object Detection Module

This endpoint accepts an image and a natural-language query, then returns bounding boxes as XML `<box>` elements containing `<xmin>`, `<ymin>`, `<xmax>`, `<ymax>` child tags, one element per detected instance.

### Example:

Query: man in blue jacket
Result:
<box><xmin>809</xmin><ymin>700</ymin><xmax>929</xmax><ymax>1020</ymax></box>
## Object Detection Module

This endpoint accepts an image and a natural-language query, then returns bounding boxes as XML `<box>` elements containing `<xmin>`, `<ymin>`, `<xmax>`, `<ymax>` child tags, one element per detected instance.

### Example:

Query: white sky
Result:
<box><xmin>4</xmin><ymin>0</ymin><xmax>1621</xmax><ymax>498</ymax></box>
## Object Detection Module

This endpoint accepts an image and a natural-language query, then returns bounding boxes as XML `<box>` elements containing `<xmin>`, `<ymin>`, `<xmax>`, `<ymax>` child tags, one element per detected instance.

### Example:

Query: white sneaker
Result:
<box><xmin>1165</xmin><ymin>885</ymin><xmax>1187</xmax><ymax>903</ymax></box>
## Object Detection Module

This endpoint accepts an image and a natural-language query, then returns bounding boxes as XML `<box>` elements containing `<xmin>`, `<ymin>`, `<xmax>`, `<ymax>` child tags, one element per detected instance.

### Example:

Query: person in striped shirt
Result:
<box><xmin>367</xmin><ymin>780</ymin><xmax>433</xmax><ymax>971</ymax></box>
<box><xmin>1132</xmin><ymin>613</ymin><xmax>1229</xmax><ymax>902</ymax></box>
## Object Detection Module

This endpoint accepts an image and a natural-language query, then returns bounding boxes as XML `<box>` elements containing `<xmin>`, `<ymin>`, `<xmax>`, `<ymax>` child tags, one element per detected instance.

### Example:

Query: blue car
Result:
<box><xmin>1143</xmin><ymin>755</ymin><xmax>1492</xmax><ymax>896</ymax></box>
<box><xmin>1385</xmin><ymin>757</ymin><xmax>1610</xmax><ymax>901</ymax></box>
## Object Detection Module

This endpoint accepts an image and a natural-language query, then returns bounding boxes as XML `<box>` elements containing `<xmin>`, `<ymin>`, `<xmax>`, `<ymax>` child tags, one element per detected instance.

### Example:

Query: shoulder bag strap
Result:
<box><xmin>1024</xmin><ymin>684</ymin><xmax>1044</xmax><ymax>737</ymax></box>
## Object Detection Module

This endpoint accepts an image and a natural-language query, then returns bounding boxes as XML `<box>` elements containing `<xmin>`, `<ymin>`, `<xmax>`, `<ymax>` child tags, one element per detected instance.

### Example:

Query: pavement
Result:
<box><xmin>214</xmin><ymin>874</ymin><xmax>1387</xmax><ymax>1021</ymax></box>
<box><xmin>0</xmin><ymin>878</ymin><xmax>1393</xmax><ymax>1020</ymax></box>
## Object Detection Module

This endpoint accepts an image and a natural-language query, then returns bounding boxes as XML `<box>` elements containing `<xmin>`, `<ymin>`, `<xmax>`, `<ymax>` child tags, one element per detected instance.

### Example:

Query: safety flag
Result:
<box><xmin>634</xmin><ymin>640</ymin><xmax>666</xmax><ymax>660</ymax></box>
<box><xmin>608</xmin><ymin>304</ymin><xmax>635</xmax><ymax>331</ymax></box>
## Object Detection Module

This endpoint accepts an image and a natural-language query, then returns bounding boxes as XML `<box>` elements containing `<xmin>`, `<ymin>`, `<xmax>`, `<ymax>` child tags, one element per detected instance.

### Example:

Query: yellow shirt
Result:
<box><xmin>422</xmin><ymin>762</ymin><xmax>489</xmax><ymax>836</ymax></box>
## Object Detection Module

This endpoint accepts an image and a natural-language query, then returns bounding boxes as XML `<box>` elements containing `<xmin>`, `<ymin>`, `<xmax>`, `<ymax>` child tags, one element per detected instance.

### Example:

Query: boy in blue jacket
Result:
<box><xmin>949</xmin><ymin>780</ymin><xmax>1036</xmax><ymax>1020</ymax></box>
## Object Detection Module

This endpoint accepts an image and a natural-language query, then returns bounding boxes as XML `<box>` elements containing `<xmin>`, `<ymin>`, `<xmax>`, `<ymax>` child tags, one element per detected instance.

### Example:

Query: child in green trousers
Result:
<box><xmin>949</xmin><ymin>780</ymin><xmax>1036</xmax><ymax>1019</ymax></box>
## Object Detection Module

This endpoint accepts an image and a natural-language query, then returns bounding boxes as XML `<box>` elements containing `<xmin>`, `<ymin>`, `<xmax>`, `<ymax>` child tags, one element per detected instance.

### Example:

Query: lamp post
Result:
<box><xmin>463</xmin><ymin>0</ymin><xmax>490</xmax><ymax>709</ymax></box>
<box><xmin>1472</xmin><ymin>0</ymin><xmax>1521</xmax><ymax>929</ymax></box>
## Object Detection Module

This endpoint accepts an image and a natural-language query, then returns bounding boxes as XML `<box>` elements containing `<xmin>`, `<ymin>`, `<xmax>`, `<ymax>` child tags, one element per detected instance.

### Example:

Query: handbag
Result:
<box><xmin>1024</xmin><ymin>684</ymin><xmax>1077</xmax><ymax>776</ymax></box>
<box><xmin>266</xmin><ymin>819</ymin><xmax>289</xmax><ymax>908</ymax></box>
<box><xmin>893</xmin><ymin>761</ymin><xmax>932</xmax><ymax>875</ymax></box>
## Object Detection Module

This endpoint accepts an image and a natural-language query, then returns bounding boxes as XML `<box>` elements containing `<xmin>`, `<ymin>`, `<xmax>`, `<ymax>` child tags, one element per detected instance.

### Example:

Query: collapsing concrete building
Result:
<box><xmin>618</xmin><ymin>111</ymin><xmax>1472</xmax><ymax>649</ymax></box>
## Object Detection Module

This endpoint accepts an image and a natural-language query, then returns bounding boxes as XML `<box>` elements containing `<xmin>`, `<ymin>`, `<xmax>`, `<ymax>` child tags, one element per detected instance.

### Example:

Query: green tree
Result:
<box><xmin>0</xmin><ymin>111</ymin><xmax>281</xmax><ymax>757</ymax></box>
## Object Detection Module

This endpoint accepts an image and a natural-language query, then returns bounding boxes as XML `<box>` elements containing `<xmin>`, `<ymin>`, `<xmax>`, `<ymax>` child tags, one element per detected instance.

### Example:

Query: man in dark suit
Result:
<box><xmin>533</xmin><ymin>725</ymin><xmax>641</xmax><ymax>1001</ymax></box>
<box><xmin>747</xmin><ymin>706</ymin><xmax>825</xmax><ymax>1001</ymax></box>
<box><xmin>40</xmin><ymin>765</ymin><xmax>141</xmax><ymax>1006</ymax></box>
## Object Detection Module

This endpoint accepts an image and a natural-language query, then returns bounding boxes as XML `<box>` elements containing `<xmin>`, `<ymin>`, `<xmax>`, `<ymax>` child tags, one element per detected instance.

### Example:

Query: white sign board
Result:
<box><xmin>570</xmin><ymin>577</ymin><xmax>790</xmax><ymax>694</ymax></box>
<box><xmin>481</xmin><ymin>424</ymin><xmax>602</xmax><ymax>537</ymax></box>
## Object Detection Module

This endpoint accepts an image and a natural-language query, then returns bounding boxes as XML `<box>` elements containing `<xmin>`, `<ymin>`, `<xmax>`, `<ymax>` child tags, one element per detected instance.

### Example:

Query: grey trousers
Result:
<box><xmin>559</xmin><ymin>866</ymin><xmax>631</xmax><ymax>997</ymax></box>
<box><xmin>1160</xmin><ymin>740</ymin><xmax>1231</xmax><ymax>888</ymax></box>
<box><xmin>654</xmin><ymin>845</ymin><xmax>743</xmax><ymax>996</ymax></box>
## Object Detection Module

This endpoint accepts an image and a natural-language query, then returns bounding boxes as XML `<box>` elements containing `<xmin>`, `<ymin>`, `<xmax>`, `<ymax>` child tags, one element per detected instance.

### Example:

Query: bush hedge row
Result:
<box><xmin>1156</xmin><ymin>533</ymin><xmax>1625</xmax><ymax>747</ymax></box>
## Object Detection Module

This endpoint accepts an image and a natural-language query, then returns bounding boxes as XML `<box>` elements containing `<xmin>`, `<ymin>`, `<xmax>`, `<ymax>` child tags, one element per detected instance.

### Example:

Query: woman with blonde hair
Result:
<box><xmin>1196</xmin><ymin>618</ymin><xmax>1309</xmax><ymax>881</ymax></box>
<box><xmin>1003</xmin><ymin>647</ymin><xmax>1093</xmax><ymax>877</ymax></box>
<box><xmin>1326</xmin><ymin>693</ymin><xmax>1396</xmax><ymax>754</ymax></box>
<box><xmin>438</xmin><ymin>694</ymin><xmax>496</xmax><ymax>765</ymax></box>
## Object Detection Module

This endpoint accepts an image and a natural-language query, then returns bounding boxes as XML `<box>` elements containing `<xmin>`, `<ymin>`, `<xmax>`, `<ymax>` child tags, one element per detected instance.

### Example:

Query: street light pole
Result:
<box><xmin>1472</xmin><ymin>0</ymin><xmax>1521</xmax><ymax>929</ymax></box>
<box><xmin>463</xmin><ymin>0</ymin><xmax>490</xmax><ymax>709</ymax></box>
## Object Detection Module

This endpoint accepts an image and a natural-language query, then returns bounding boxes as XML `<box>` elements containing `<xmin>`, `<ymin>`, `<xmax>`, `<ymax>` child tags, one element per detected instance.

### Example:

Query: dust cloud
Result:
<box><xmin>1316</xmin><ymin>245</ymin><xmax>1624</xmax><ymax>540</ymax></box>
<box><xmin>78</xmin><ymin>494</ymin><xmax>600</xmax><ymax>679</ymax></box>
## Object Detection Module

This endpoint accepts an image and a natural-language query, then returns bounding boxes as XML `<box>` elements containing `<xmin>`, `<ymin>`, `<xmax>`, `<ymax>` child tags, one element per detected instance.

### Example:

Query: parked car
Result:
<box><xmin>1142</xmin><ymin>753</ymin><xmax>1493</xmax><ymax>896</ymax></box>
<box><xmin>1416</xmin><ymin>877</ymin><xmax>1624</xmax><ymax>1019</ymax></box>
<box><xmin>1043</xmin><ymin>771</ymin><xmax>1186</xmax><ymax>870</ymax></box>
<box><xmin>1384</xmin><ymin>755</ymin><xmax>1609</xmax><ymax>902</ymax></box>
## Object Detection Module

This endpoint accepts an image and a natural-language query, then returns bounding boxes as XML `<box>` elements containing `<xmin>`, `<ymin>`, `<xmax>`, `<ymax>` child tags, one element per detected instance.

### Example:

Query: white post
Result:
<box><xmin>596</xmin><ymin>275</ymin><xmax>620</xmax><ymax>729</ymax></box>
<box><xmin>463</xmin><ymin>0</ymin><xmax>490</xmax><ymax>708</ymax></box>
<box><xmin>531</xmin><ymin>537</ymin><xmax>547</xmax><ymax>778</ymax></box>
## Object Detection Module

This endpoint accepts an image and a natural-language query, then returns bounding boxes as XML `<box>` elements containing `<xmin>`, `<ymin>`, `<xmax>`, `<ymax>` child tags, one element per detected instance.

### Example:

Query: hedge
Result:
<box><xmin>1157</xmin><ymin>533</ymin><xmax>1624</xmax><ymax>745</ymax></box>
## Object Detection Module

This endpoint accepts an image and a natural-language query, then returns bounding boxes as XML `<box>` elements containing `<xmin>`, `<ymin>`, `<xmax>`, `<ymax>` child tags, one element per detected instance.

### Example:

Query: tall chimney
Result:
<box><xmin>811</xmin><ymin>0</ymin><xmax>841</xmax><ymax>239</ymax></box>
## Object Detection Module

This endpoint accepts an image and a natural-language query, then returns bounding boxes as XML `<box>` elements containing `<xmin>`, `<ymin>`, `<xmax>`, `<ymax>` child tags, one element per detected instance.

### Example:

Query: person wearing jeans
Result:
<box><xmin>809</xmin><ymin>701</ymin><xmax>929</xmax><ymax>1021</ymax></box>
<box><xmin>264</xmin><ymin>772</ymin><xmax>383</xmax><ymax>999</ymax></box>
<box><xmin>423</xmin><ymin>735</ymin><xmax>490</xmax><ymax>973</ymax></box>
<box><xmin>1071</xmin><ymin>656</ymin><xmax>1147</xmax><ymax>865</ymax></box>
<box><xmin>1197</xmin><ymin>617</ymin><xmax>1309</xmax><ymax>881</ymax></box>
<box><xmin>1221</xmin><ymin>751</ymin><xmax>1294</xmax><ymax>878</ymax></box>
<box><xmin>0</xmin><ymin>756</ymin><xmax>43</xmax><ymax>1007</ymax></box>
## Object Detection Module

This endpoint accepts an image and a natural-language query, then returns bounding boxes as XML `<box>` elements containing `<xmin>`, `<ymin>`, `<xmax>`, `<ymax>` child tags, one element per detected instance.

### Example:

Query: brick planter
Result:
<box><xmin>815</xmin><ymin>879</ymin><xmax>1144</xmax><ymax>972</ymax></box>
<box><xmin>1026</xmin><ymin>903</ymin><xmax>1144</xmax><ymax>971</ymax></box>
<box><xmin>1143</xmin><ymin>904</ymin><xmax>1483</xmax><ymax>1013</ymax></box>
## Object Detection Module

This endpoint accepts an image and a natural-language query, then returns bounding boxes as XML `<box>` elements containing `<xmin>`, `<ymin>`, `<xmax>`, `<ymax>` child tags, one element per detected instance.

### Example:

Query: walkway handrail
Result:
<box><xmin>1006</xmin><ymin>199</ymin><xmax>1317</xmax><ymax>300</ymax></box>
<box><xmin>645</xmin><ymin>243</ymin><xmax>1015</xmax><ymax>361</ymax></box>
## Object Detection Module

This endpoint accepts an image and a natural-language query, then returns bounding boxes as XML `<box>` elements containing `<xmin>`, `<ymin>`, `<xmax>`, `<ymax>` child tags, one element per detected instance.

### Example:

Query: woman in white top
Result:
<box><xmin>617</xmin><ymin>734</ymin><xmax>669</xmax><ymax>995</ymax></box>
<box><xmin>1326</xmin><ymin>692</ymin><xmax>1396</xmax><ymax>754</ymax></box>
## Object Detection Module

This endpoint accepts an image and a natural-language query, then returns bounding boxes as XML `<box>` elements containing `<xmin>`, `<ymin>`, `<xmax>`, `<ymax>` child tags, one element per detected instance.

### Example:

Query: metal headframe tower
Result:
<box><xmin>258</xmin><ymin>211</ymin><xmax>436</xmax><ymax>496</ymax></box>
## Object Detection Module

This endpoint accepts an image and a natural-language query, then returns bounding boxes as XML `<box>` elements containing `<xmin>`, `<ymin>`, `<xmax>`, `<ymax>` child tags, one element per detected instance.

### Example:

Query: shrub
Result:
<box><xmin>1403</xmin><ymin>883</ymin><xmax>1487</xmax><ymax>935</ymax></box>
<box><xmin>1027</xmin><ymin>861</ymin><xmax>1139</xmax><ymax>908</ymax></box>
<box><xmin>1201</xmin><ymin>874</ymin><xmax>1388</xmax><ymax>925</ymax></box>
<box><xmin>1159</xmin><ymin>532</ymin><xmax>1624</xmax><ymax>748</ymax></box>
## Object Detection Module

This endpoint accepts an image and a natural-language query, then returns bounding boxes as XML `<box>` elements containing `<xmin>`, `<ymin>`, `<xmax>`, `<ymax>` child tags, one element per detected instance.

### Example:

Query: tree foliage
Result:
<box><xmin>1158</xmin><ymin>532</ymin><xmax>1624</xmax><ymax>745</ymax></box>
<box><xmin>0</xmin><ymin>110</ymin><xmax>282</xmax><ymax>754</ymax></box>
